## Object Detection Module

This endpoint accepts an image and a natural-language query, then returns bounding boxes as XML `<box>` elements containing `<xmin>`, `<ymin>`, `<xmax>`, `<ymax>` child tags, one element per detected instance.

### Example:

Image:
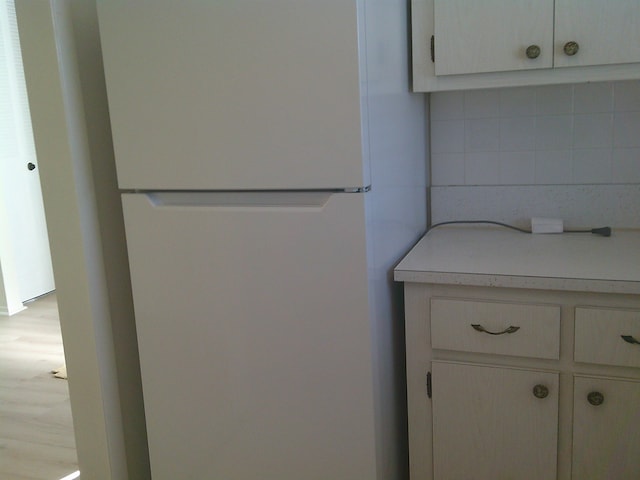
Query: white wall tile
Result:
<box><xmin>535</xmin><ymin>115</ymin><xmax>573</xmax><ymax>150</ymax></box>
<box><xmin>573</xmin><ymin>149</ymin><xmax>612</xmax><ymax>184</ymax></box>
<box><xmin>500</xmin><ymin>151</ymin><xmax>535</xmax><ymax>184</ymax></box>
<box><xmin>431</xmin><ymin>153</ymin><xmax>465</xmax><ymax>186</ymax></box>
<box><xmin>430</xmin><ymin>81</ymin><xmax>640</xmax><ymax>194</ymax></box>
<box><xmin>430</xmin><ymin>91</ymin><xmax>465</xmax><ymax>120</ymax></box>
<box><xmin>613</xmin><ymin>80</ymin><xmax>640</xmax><ymax>112</ymax></box>
<box><xmin>464</xmin><ymin>89</ymin><xmax>500</xmax><ymax>118</ymax></box>
<box><xmin>535</xmin><ymin>84</ymin><xmax>573</xmax><ymax>115</ymax></box>
<box><xmin>430</xmin><ymin>185</ymin><xmax>640</xmax><ymax>229</ymax></box>
<box><xmin>465</xmin><ymin>153</ymin><xmax>500</xmax><ymax>185</ymax></box>
<box><xmin>574</xmin><ymin>82</ymin><xmax>613</xmax><ymax>113</ymax></box>
<box><xmin>535</xmin><ymin>150</ymin><xmax>573</xmax><ymax>184</ymax></box>
<box><xmin>573</xmin><ymin>114</ymin><xmax>613</xmax><ymax>148</ymax></box>
<box><xmin>431</xmin><ymin>120</ymin><xmax>465</xmax><ymax>153</ymax></box>
<box><xmin>429</xmin><ymin>81</ymin><xmax>640</xmax><ymax>227</ymax></box>
<box><xmin>612</xmin><ymin>148</ymin><xmax>640</xmax><ymax>183</ymax></box>
<box><xmin>500</xmin><ymin>117</ymin><xmax>535</xmax><ymax>151</ymax></box>
<box><xmin>500</xmin><ymin>87</ymin><xmax>536</xmax><ymax>117</ymax></box>
<box><xmin>614</xmin><ymin>112</ymin><xmax>640</xmax><ymax>147</ymax></box>
<box><xmin>465</xmin><ymin>118</ymin><xmax>499</xmax><ymax>152</ymax></box>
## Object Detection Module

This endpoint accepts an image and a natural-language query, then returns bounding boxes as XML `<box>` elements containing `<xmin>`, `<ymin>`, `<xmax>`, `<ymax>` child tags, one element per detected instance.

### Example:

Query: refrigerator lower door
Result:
<box><xmin>122</xmin><ymin>192</ymin><xmax>377</xmax><ymax>480</ymax></box>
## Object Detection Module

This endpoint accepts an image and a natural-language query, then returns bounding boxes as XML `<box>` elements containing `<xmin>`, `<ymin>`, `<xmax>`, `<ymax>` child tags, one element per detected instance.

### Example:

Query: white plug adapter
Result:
<box><xmin>531</xmin><ymin>217</ymin><xmax>564</xmax><ymax>234</ymax></box>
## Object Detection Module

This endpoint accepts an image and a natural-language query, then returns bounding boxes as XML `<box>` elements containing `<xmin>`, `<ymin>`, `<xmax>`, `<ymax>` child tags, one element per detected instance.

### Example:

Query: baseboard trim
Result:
<box><xmin>0</xmin><ymin>304</ymin><xmax>27</xmax><ymax>316</ymax></box>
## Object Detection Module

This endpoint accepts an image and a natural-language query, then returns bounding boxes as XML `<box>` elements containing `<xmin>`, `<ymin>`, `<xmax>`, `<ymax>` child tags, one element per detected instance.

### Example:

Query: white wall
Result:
<box><xmin>0</xmin><ymin>0</ymin><xmax>28</xmax><ymax>314</ymax></box>
<box><xmin>0</xmin><ymin>245</ymin><xmax>24</xmax><ymax>315</ymax></box>
<box><xmin>67</xmin><ymin>1</ymin><xmax>149</xmax><ymax>477</ymax></box>
<box><xmin>16</xmin><ymin>0</ymin><xmax>149</xmax><ymax>478</ymax></box>
<box><xmin>0</xmin><ymin>0</ymin><xmax>22</xmax><ymax>315</ymax></box>
<box><xmin>429</xmin><ymin>81</ymin><xmax>640</xmax><ymax>228</ymax></box>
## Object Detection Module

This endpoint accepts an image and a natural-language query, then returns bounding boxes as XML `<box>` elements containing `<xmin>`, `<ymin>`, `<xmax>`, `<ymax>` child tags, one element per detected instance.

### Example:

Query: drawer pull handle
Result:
<box><xmin>621</xmin><ymin>335</ymin><xmax>640</xmax><ymax>345</ymax></box>
<box><xmin>471</xmin><ymin>324</ymin><xmax>520</xmax><ymax>335</ymax></box>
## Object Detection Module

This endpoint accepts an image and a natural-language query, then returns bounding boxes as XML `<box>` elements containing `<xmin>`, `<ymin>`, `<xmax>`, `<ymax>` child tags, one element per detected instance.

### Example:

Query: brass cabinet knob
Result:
<box><xmin>526</xmin><ymin>45</ymin><xmax>541</xmax><ymax>59</ymax></box>
<box><xmin>587</xmin><ymin>391</ymin><xmax>605</xmax><ymax>406</ymax></box>
<box><xmin>564</xmin><ymin>41</ymin><xmax>580</xmax><ymax>56</ymax></box>
<box><xmin>533</xmin><ymin>384</ymin><xmax>549</xmax><ymax>399</ymax></box>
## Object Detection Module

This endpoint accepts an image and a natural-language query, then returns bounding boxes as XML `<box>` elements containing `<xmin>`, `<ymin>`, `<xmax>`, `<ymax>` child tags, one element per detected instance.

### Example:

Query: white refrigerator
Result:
<box><xmin>96</xmin><ymin>1</ymin><xmax>426</xmax><ymax>479</ymax></box>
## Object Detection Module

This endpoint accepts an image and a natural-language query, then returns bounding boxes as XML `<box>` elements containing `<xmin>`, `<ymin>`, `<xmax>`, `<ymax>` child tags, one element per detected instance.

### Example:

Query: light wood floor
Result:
<box><xmin>0</xmin><ymin>293</ymin><xmax>78</xmax><ymax>480</ymax></box>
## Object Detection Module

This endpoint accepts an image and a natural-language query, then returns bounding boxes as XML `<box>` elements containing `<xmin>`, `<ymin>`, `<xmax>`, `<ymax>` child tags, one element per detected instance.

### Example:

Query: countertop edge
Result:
<box><xmin>394</xmin><ymin>270</ymin><xmax>640</xmax><ymax>295</ymax></box>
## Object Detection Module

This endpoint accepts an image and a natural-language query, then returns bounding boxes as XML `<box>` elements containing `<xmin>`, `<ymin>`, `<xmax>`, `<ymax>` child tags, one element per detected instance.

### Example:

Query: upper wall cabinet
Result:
<box><xmin>554</xmin><ymin>0</ymin><xmax>640</xmax><ymax>68</ymax></box>
<box><xmin>413</xmin><ymin>0</ymin><xmax>640</xmax><ymax>91</ymax></box>
<box><xmin>434</xmin><ymin>0</ymin><xmax>554</xmax><ymax>76</ymax></box>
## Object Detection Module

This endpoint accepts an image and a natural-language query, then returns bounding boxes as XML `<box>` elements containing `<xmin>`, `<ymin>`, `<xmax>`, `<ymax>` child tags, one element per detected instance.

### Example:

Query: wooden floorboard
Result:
<box><xmin>0</xmin><ymin>293</ymin><xmax>78</xmax><ymax>480</ymax></box>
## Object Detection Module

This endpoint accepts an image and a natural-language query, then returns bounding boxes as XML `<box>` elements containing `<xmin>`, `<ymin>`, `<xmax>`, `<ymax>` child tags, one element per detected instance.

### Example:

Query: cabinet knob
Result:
<box><xmin>587</xmin><ymin>391</ymin><xmax>604</xmax><ymax>406</ymax></box>
<box><xmin>533</xmin><ymin>384</ymin><xmax>549</xmax><ymax>399</ymax></box>
<box><xmin>563</xmin><ymin>41</ymin><xmax>580</xmax><ymax>56</ymax></box>
<box><xmin>525</xmin><ymin>45</ymin><xmax>541</xmax><ymax>59</ymax></box>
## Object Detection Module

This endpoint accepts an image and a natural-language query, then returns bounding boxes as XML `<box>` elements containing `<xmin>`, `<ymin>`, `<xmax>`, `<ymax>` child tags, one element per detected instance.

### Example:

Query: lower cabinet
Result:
<box><xmin>403</xmin><ymin>284</ymin><xmax>640</xmax><ymax>480</ymax></box>
<box><xmin>432</xmin><ymin>361</ymin><xmax>559</xmax><ymax>480</ymax></box>
<box><xmin>572</xmin><ymin>375</ymin><xmax>640</xmax><ymax>480</ymax></box>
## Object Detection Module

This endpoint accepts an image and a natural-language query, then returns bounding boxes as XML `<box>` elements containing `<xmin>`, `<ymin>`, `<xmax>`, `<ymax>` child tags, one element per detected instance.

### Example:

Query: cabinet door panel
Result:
<box><xmin>434</xmin><ymin>0</ymin><xmax>553</xmax><ymax>75</ymax></box>
<box><xmin>555</xmin><ymin>0</ymin><xmax>640</xmax><ymax>68</ymax></box>
<box><xmin>122</xmin><ymin>192</ymin><xmax>376</xmax><ymax>479</ymax></box>
<box><xmin>573</xmin><ymin>376</ymin><xmax>640</xmax><ymax>480</ymax></box>
<box><xmin>432</xmin><ymin>361</ymin><xmax>558</xmax><ymax>480</ymax></box>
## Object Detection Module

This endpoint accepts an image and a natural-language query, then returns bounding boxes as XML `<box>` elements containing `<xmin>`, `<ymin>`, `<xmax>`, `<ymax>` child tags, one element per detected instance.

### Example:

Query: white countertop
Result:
<box><xmin>394</xmin><ymin>227</ymin><xmax>640</xmax><ymax>294</ymax></box>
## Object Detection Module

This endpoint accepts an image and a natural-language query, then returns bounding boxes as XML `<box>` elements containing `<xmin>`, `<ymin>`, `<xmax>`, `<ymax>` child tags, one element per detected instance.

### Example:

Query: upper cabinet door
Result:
<box><xmin>555</xmin><ymin>0</ymin><xmax>640</xmax><ymax>68</ymax></box>
<box><xmin>97</xmin><ymin>0</ymin><xmax>366</xmax><ymax>190</ymax></box>
<box><xmin>434</xmin><ymin>0</ymin><xmax>554</xmax><ymax>75</ymax></box>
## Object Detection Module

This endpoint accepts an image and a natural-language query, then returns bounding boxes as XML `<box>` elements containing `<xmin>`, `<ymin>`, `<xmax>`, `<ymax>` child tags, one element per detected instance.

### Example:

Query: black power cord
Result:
<box><xmin>427</xmin><ymin>220</ymin><xmax>611</xmax><ymax>237</ymax></box>
<box><xmin>564</xmin><ymin>226</ymin><xmax>611</xmax><ymax>236</ymax></box>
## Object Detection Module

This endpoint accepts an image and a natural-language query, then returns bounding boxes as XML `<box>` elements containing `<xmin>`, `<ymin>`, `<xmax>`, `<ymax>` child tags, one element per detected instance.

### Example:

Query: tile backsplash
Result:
<box><xmin>429</xmin><ymin>81</ymin><xmax>640</xmax><ymax>229</ymax></box>
<box><xmin>431</xmin><ymin>81</ymin><xmax>640</xmax><ymax>186</ymax></box>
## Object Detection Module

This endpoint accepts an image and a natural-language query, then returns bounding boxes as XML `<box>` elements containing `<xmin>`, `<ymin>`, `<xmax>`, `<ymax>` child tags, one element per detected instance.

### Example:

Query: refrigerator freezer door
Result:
<box><xmin>98</xmin><ymin>1</ymin><xmax>367</xmax><ymax>190</ymax></box>
<box><xmin>122</xmin><ymin>192</ymin><xmax>377</xmax><ymax>480</ymax></box>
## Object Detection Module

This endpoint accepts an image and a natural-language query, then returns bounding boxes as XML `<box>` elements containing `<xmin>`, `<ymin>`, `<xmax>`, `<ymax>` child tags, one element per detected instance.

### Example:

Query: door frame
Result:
<box><xmin>16</xmin><ymin>1</ymin><xmax>148</xmax><ymax>478</ymax></box>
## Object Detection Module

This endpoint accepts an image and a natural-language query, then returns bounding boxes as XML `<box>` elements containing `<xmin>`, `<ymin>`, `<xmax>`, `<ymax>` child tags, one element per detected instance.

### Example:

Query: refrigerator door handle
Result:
<box><xmin>143</xmin><ymin>191</ymin><xmax>339</xmax><ymax>209</ymax></box>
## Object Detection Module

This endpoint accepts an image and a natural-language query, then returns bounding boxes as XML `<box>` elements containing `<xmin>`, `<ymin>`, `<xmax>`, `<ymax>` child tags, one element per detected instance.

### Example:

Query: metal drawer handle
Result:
<box><xmin>471</xmin><ymin>324</ymin><xmax>520</xmax><ymax>335</ymax></box>
<box><xmin>621</xmin><ymin>335</ymin><xmax>640</xmax><ymax>345</ymax></box>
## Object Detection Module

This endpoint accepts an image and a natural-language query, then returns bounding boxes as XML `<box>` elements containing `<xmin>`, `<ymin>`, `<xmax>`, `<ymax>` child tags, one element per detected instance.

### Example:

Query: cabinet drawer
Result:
<box><xmin>431</xmin><ymin>298</ymin><xmax>560</xmax><ymax>359</ymax></box>
<box><xmin>575</xmin><ymin>307</ymin><xmax>640</xmax><ymax>368</ymax></box>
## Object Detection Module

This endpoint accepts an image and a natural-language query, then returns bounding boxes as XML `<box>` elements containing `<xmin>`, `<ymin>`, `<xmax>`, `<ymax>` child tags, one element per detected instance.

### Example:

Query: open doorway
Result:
<box><xmin>12</xmin><ymin>0</ymin><xmax>150</xmax><ymax>478</ymax></box>
<box><xmin>0</xmin><ymin>0</ymin><xmax>55</xmax><ymax>311</ymax></box>
<box><xmin>0</xmin><ymin>1</ymin><xmax>77</xmax><ymax>477</ymax></box>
